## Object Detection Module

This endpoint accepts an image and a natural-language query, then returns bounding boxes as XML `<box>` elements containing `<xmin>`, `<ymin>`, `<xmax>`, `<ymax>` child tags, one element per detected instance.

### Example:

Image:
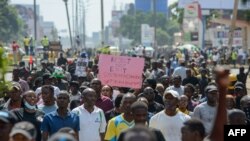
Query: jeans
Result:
<box><xmin>30</xmin><ymin>47</ymin><xmax>34</xmax><ymax>56</ymax></box>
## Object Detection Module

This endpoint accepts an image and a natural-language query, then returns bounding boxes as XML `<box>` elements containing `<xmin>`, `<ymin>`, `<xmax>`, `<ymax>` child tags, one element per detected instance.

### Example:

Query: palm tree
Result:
<box><xmin>228</xmin><ymin>0</ymin><xmax>249</xmax><ymax>58</ymax></box>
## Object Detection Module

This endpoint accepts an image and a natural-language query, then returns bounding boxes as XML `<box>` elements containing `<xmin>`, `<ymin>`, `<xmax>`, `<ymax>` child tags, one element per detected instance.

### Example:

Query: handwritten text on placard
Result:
<box><xmin>98</xmin><ymin>55</ymin><xmax>144</xmax><ymax>88</ymax></box>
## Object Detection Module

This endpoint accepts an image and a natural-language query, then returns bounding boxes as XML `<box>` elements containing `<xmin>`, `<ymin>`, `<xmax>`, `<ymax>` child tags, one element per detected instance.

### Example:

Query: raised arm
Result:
<box><xmin>208</xmin><ymin>67</ymin><xmax>229</xmax><ymax>141</ymax></box>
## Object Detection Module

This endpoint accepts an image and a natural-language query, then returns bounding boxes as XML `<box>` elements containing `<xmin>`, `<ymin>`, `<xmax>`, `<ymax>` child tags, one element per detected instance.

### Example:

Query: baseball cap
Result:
<box><xmin>145</xmin><ymin>79</ymin><xmax>157</xmax><ymax>86</ymax></box>
<box><xmin>8</xmin><ymin>81</ymin><xmax>22</xmax><ymax>92</ymax></box>
<box><xmin>235</xmin><ymin>85</ymin><xmax>244</xmax><ymax>90</ymax></box>
<box><xmin>41</xmin><ymin>59</ymin><xmax>48</xmax><ymax>64</ymax></box>
<box><xmin>48</xmin><ymin>133</ymin><xmax>77</xmax><ymax>141</ymax></box>
<box><xmin>164</xmin><ymin>90</ymin><xmax>180</xmax><ymax>99</ymax></box>
<box><xmin>10</xmin><ymin>121</ymin><xmax>37</xmax><ymax>140</ymax></box>
<box><xmin>234</xmin><ymin>81</ymin><xmax>245</xmax><ymax>88</ymax></box>
<box><xmin>70</xmin><ymin>81</ymin><xmax>79</xmax><ymax>87</ymax></box>
<box><xmin>42</xmin><ymin>73</ymin><xmax>52</xmax><ymax>80</ymax></box>
<box><xmin>0</xmin><ymin>110</ymin><xmax>18</xmax><ymax>124</ymax></box>
<box><xmin>205</xmin><ymin>85</ymin><xmax>218</xmax><ymax>93</ymax></box>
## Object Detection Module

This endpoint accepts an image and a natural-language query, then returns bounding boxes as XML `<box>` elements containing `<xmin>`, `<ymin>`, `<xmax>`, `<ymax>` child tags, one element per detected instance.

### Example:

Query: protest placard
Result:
<box><xmin>98</xmin><ymin>55</ymin><xmax>145</xmax><ymax>89</ymax></box>
<box><xmin>75</xmin><ymin>57</ymin><xmax>88</xmax><ymax>77</ymax></box>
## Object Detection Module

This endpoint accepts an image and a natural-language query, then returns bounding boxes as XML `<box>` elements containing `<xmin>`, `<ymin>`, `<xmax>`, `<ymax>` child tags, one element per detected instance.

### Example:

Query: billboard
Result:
<box><xmin>212</xmin><ymin>29</ymin><xmax>243</xmax><ymax>47</ymax></box>
<box><xmin>178</xmin><ymin>0</ymin><xmax>250</xmax><ymax>10</ymax></box>
<box><xmin>183</xmin><ymin>2</ymin><xmax>202</xmax><ymax>45</ymax></box>
<box><xmin>184</xmin><ymin>2</ymin><xmax>201</xmax><ymax>18</ymax></box>
<box><xmin>141</xmin><ymin>24</ymin><xmax>155</xmax><ymax>46</ymax></box>
<box><xmin>135</xmin><ymin>0</ymin><xmax>168</xmax><ymax>14</ymax></box>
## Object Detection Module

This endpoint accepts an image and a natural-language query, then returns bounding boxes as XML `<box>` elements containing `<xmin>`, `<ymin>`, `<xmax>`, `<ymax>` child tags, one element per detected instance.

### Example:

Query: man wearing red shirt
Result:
<box><xmin>90</xmin><ymin>78</ymin><xmax>114</xmax><ymax>113</ymax></box>
<box><xmin>12</xmin><ymin>41</ymin><xmax>19</xmax><ymax>65</ymax></box>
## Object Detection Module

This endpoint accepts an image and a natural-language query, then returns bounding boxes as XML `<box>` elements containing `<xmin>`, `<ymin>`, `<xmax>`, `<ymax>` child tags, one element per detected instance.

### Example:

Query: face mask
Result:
<box><xmin>24</xmin><ymin>100</ymin><xmax>37</xmax><ymax>110</ymax></box>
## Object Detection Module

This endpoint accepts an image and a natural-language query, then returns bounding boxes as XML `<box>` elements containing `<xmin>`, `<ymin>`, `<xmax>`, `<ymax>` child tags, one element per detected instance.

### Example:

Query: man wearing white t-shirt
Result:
<box><xmin>193</xmin><ymin>85</ymin><xmax>218</xmax><ymax>135</ymax></box>
<box><xmin>165</xmin><ymin>75</ymin><xmax>184</xmax><ymax>95</ymax></box>
<box><xmin>72</xmin><ymin>88</ymin><xmax>106</xmax><ymax>141</ymax></box>
<box><xmin>149</xmin><ymin>90</ymin><xmax>190</xmax><ymax>141</ymax></box>
<box><xmin>172</xmin><ymin>60</ymin><xmax>187</xmax><ymax>80</ymax></box>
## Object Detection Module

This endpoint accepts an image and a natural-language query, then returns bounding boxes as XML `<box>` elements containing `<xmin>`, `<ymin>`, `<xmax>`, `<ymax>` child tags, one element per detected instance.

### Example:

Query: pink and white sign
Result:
<box><xmin>98</xmin><ymin>55</ymin><xmax>145</xmax><ymax>89</ymax></box>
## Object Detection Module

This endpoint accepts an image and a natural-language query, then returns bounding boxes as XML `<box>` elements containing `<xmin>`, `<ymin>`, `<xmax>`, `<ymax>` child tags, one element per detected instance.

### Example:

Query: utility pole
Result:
<box><xmin>76</xmin><ymin>0</ymin><xmax>78</xmax><ymax>37</ymax></box>
<box><xmin>101</xmin><ymin>0</ymin><xmax>104</xmax><ymax>46</ymax></box>
<box><xmin>63</xmin><ymin>0</ymin><xmax>73</xmax><ymax>49</ymax></box>
<box><xmin>228</xmin><ymin>0</ymin><xmax>239</xmax><ymax>52</ymax></box>
<box><xmin>83</xmin><ymin>6</ymin><xmax>86</xmax><ymax>49</ymax></box>
<box><xmin>153</xmin><ymin>0</ymin><xmax>157</xmax><ymax>59</ymax></box>
<box><xmin>33</xmin><ymin>0</ymin><xmax>37</xmax><ymax>41</ymax></box>
<box><xmin>72</xmin><ymin>0</ymin><xmax>75</xmax><ymax>40</ymax></box>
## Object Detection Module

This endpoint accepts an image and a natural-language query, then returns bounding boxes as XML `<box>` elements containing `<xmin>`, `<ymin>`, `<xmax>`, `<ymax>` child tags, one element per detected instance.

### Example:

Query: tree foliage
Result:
<box><xmin>238</xmin><ymin>10</ymin><xmax>250</xmax><ymax>22</ymax></box>
<box><xmin>169</xmin><ymin>1</ymin><xmax>184</xmax><ymax>24</ymax></box>
<box><xmin>0</xmin><ymin>0</ymin><xmax>24</xmax><ymax>43</ymax></box>
<box><xmin>118</xmin><ymin>5</ymin><xmax>181</xmax><ymax>46</ymax></box>
<box><xmin>0</xmin><ymin>47</ymin><xmax>10</xmax><ymax>98</ymax></box>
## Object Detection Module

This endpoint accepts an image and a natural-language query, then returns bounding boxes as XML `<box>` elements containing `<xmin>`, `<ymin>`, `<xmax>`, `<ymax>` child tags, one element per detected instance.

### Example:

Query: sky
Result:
<box><xmin>11</xmin><ymin>0</ymin><xmax>176</xmax><ymax>37</ymax></box>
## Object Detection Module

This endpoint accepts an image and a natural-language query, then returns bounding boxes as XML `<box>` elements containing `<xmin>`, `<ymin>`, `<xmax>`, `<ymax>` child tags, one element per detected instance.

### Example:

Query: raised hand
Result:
<box><xmin>209</xmin><ymin>66</ymin><xmax>229</xmax><ymax>141</ymax></box>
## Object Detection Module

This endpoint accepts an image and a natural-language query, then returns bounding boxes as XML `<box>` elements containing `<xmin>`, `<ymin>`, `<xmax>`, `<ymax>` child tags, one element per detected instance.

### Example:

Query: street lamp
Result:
<box><xmin>152</xmin><ymin>0</ymin><xmax>157</xmax><ymax>59</ymax></box>
<box><xmin>63</xmin><ymin>0</ymin><xmax>73</xmax><ymax>49</ymax></box>
<box><xmin>101</xmin><ymin>0</ymin><xmax>104</xmax><ymax>46</ymax></box>
<box><xmin>34</xmin><ymin>0</ymin><xmax>37</xmax><ymax>41</ymax></box>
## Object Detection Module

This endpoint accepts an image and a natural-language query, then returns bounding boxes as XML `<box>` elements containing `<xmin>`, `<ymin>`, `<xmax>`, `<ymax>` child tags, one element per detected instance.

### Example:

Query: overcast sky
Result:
<box><xmin>11</xmin><ymin>0</ymin><xmax>176</xmax><ymax>37</ymax></box>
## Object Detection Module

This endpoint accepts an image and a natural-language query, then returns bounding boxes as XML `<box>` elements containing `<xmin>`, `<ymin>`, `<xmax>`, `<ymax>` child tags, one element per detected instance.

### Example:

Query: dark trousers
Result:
<box><xmin>43</xmin><ymin>46</ymin><xmax>49</xmax><ymax>60</ymax></box>
<box><xmin>30</xmin><ymin>47</ymin><xmax>34</xmax><ymax>56</ymax></box>
<box><xmin>25</xmin><ymin>46</ymin><xmax>29</xmax><ymax>55</ymax></box>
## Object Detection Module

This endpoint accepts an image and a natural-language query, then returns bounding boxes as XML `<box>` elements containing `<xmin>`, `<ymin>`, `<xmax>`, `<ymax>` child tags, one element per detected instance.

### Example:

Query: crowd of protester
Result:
<box><xmin>0</xmin><ymin>50</ymin><xmax>250</xmax><ymax>141</ymax></box>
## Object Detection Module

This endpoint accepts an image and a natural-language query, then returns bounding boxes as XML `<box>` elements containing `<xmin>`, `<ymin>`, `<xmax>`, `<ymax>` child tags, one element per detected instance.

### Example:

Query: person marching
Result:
<box><xmin>12</xmin><ymin>41</ymin><xmax>20</xmax><ymax>65</ymax></box>
<box><xmin>41</xmin><ymin>35</ymin><xmax>49</xmax><ymax>59</ymax></box>
<box><xmin>23</xmin><ymin>36</ymin><xmax>30</xmax><ymax>55</ymax></box>
<box><xmin>29</xmin><ymin>36</ymin><xmax>35</xmax><ymax>56</ymax></box>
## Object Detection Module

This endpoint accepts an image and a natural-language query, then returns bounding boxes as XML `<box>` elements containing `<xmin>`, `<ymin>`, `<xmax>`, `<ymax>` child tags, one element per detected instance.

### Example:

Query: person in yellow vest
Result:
<box><xmin>23</xmin><ymin>36</ymin><xmax>30</xmax><ymax>55</ymax></box>
<box><xmin>41</xmin><ymin>35</ymin><xmax>49</xmax><ymax>59</ymax></box>
<box><xmin>41</xmin><ymin>35</ymin><xmax>49</xmax><ymax>49</ymax></box>
<box><xmin>231</xmin><ymin>50</ymin><xmax>237</xmax><ymax>68</ymax></box>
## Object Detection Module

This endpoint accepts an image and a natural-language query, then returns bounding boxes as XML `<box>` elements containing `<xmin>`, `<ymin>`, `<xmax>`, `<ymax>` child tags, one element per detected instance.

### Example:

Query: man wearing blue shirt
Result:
<box><xmin>41</xmin><ymin>91</ymin><xmax>80</xmax><ymax>141</ymax></box>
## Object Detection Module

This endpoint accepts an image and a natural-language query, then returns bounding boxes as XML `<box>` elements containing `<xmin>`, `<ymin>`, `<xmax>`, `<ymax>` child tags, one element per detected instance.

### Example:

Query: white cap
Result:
<box><xmin>164</xmin><ymin>90</ymin><xmax>180</xmax><ymax>99</ymax></box>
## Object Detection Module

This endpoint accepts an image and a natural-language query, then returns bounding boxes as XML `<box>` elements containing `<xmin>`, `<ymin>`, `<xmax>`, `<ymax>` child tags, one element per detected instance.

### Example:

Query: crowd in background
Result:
<box><xmin>0</xmin><ymin>47</ymin><xmax>250</xmax><ymax>141</ymax></box>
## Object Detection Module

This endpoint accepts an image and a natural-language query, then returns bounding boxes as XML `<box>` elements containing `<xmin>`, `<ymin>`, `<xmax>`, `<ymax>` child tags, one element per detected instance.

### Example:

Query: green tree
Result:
<box><xmin>238</xmin><ymin>10</ymin><xmax>250</xmax><ymax>22</ymax></box>
<box><xmin>156</xmin><ymin>28</ymin><xmax>169</xmax><ymax>46</ymax></box>
<box><xmin>0</xmin><ymin>0</ymin><xmax>24</xmax><ymax>43</ymax></box>
<box><xmin>0</xmin><ymin>46</ymin><xmax>10</xmax><ymax>98</ymax></box>
<box><xmin>169</xmin><ymin>2</ymin><xmax>184</xmax><ymax>24</ymax></box>
<box><xmin>118</xmin><ymin>7</ymin><xmax>181</xmax><ymax>46</ymax></box>
<box><xmin>127</xmin><ymin>3</ymin><xmax>135</xmax><ymax>16</ymax></box>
